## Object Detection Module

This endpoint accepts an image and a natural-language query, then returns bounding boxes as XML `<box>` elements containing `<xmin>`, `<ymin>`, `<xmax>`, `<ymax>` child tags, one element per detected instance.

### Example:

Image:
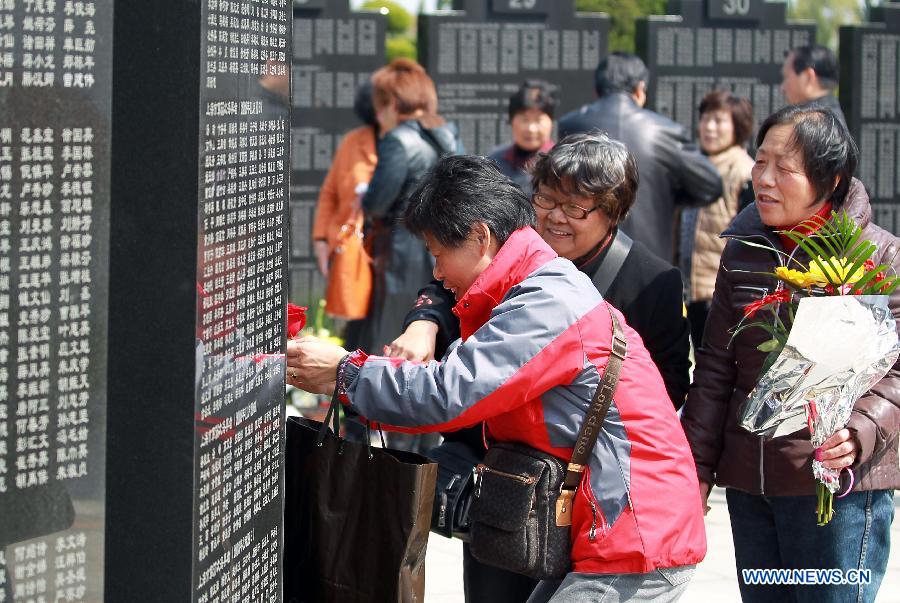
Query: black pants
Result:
<box><xmin>463</xmin><ymin>542</ymin><xmax>538</xmax><ymax>602</ymax></box>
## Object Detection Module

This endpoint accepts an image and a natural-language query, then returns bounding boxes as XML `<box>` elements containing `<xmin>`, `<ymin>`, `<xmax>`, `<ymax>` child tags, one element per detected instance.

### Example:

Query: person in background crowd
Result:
<box><xmin>557</xmin><ymin>52</ymin><xmax>722</xmax><ymax>262</ymax></box>
<box><xmin>388</xmin><ymin>134</ymin><xmax>692</xmax><ymax>602</ymax></box>
<box><xmin>306</xmin><ymin>81</ymin><xmax>378</xmax><ymax>442</ymax></box>
<box><xmin>488</xmin><ymin>79</ymin><xmax>558</xmax><ymax>196</ymax></box>
<box><xmin>681</xmin><ymin>106</ymin><xmax>899</xmax><ymax>603</ymax></box>
<box><xmin>781</xmin><ymin>44</ymin><xmax>846</xmax><ymax>125</ymax></box>
<box><xmin>311</xmin><ymin>81</ymin><xmax>378</xmax><ymax>323</ymax></box>
<box><xmin>356</xmin><ymin>58</ymin><xmax>462</xmax><ymax>453</ymax></box>
<box><xmin>288</xmin><ymin>154</ymin><xmax>705</xmax><ymax>603</ymax></box>
<box><xmin>680</xmin><ymin>90</ymin><xmax>755</xmax><ymax>347</ymax></box>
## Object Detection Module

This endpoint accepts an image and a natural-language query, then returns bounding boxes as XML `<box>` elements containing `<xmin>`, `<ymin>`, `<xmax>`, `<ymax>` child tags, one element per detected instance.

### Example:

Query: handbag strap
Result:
<box><xmin>590</xmin><ymin>230</ymin><xmax>632</xmax><ymax>297</ymax></box>
<box><xmin>319</xmin><ymin>382</ymin><xmax>386</xmax><ymax>457</ymax></box>
<box><xmin>560</xmin><ymin>306</ymin><xmax>627</xmax><ymax>494</ymax></box>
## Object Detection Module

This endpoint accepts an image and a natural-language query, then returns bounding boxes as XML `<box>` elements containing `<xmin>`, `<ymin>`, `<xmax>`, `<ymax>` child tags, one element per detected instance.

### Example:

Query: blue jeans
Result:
<box><xmin>526</xmin><ymin>566</ymin><xmax>695</xmax><ymax>603</ymax></box>
<box><xmin>726</xmin><ymin>488</ymin><xmax>894</xmax><ymax>603</ymax></box>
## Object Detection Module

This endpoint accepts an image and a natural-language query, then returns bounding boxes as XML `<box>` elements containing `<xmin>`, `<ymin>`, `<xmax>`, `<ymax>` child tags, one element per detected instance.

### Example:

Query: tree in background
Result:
<box><xmin>361</xmin><ymin>0</ymin><xmax>418</xmax><ymax>60</ymax></box>
<box><xmin>787</xmin><ymin>0</ymin><xmax>864</xmax><ymax>51</ymax></box>
<box><xmin>575</xmin><ymin>0</ymin><xmax>666</xmax><ymax>53</ymax></box>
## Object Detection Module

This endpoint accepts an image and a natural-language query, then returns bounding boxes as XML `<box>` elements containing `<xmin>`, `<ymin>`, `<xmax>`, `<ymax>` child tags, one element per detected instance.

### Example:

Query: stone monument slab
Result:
<box><xmin>107</xmin><ymin>1</ymin><xmax>291</xmax><ymax>601</ymax></box>
<box><xmin>0</xmin><ymin>1</ymin><xmax>112</xmax><ymax>599</ymax></box>
<box><xmin>420</xmin><ymin>0</ymin><xmax>610</xmax><ymax>156</ymax></box>
<box><xmin>637</xmin><ymin>0</ymin><xmax>815</xmax><ymax>138</ymax></box>
<box><xmin>840</xmin><ymin>4</ymin><xmax>900</xmax><ymax>235</ymax></box>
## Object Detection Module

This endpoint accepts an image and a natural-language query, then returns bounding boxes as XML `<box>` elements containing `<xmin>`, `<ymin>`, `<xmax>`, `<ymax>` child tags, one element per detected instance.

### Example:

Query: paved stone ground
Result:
<box><xmin>424</xmin><ymin>488</ymin><xmax>900</xmax><ymax>602</ymax></box>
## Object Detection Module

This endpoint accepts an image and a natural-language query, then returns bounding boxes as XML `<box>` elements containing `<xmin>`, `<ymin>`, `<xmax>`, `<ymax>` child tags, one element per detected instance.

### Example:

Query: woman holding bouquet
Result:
<box><xmin>681</xmin><ymin>105</ymin><xmax>900</xmax><ymax>602</ymax></box>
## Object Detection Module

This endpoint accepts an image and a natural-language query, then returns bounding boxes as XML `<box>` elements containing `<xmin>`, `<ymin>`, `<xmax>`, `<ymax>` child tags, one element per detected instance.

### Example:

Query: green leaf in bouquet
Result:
<box><xmin>835</xmin><ymin>243</ymin><xmax>878</xmax><ymax>289</ymax></box>
<box><xmin>729</xmin><ymin>320</ymin><xmax>787</xmax><ymax>348</ymax></box>
<box><xmin>730</xmin><ymin>238</ymin><xmax>795</xmax><ymax>263</ymax></box>
<box><xmin>759</xmin><ymin>346</ymin><xmax>784</xmax><ymax>376</ymax></box>
<box><xmin>757</xmin><ymin>338</ymin><xmax>782</xmax><ymax>353</ymax></box>
<box><xmin>793</xmin><ymin>215</ymin><xmax>842</xmax><ymax>257</ymax></box>
<box><xmin>862</xmin><ymin>273</ymin><xmax>900</xmax><ymax>295</ymax></box>
<box><xmin>843</xmin><ymin>239</ymin><xmax>876</xmax><ymax>269</ymax></box>
<box><xmin>879</xmin><ymin>274</ymin><xmax>900</xmax><ymax>295</ymax></box>
<box><xmin>851</xmin><ymin>266</ymin><xmax>887</xmax><ymax>294</ymax></box>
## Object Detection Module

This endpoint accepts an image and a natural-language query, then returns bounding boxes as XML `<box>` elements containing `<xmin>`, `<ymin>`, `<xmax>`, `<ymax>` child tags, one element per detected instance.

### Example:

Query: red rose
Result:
<box><xmin>287</xmin><ymin>303</ymin><xmax>307</xmax><ymax>338</ymax></box>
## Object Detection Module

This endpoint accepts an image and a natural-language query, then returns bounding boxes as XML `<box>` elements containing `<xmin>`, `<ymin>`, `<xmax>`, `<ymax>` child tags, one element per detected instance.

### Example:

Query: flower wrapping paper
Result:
<box><xmin>739</xmin><ymin>295</ymin><xmax>900</xmax><ymax>492</ymax></box>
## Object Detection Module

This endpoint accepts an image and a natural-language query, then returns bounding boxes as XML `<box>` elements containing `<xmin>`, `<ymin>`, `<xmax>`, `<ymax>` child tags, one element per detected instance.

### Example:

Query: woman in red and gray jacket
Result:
<box><xmin>289</xmin><ymin>155</ymin><xmax>705</xmax><ymax>602</ymax></box>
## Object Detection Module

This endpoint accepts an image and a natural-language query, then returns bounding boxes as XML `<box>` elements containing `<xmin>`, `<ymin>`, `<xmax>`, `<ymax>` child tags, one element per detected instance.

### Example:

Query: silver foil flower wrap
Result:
<box><xmin>739</xmin><ymin>296</ymin><xmax>900</xmax><ymax>491</ymax></box>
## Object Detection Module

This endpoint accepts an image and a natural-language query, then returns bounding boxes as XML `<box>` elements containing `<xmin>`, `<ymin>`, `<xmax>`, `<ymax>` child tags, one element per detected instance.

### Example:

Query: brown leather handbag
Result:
<box><xmin>325</xmin><ymin>212</ymin><xmax>371</xmax><ymax>320</ymax></box>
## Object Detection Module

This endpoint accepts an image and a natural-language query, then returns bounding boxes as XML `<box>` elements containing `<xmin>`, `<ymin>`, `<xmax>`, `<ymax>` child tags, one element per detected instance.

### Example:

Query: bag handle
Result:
<box><xmin>317</xmin><ymin>383</ymin><xmax>386</xmax><ymax>458</ymax></box>
<box><xmin>556</xmin><ymin>305</ymin><xmax>626</xmax><ymax>525</ymax></box>
<box><xmin>317</xmin><ymin>387</ymin><xmax>342</xmax><ymax>447</ymax></box>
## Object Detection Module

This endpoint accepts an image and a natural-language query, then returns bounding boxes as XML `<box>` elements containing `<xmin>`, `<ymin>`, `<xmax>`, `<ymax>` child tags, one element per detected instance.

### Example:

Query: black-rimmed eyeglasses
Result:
<box><xmin>531</xmin><ymin>192</ymin><xmax>599</xmax><ymax>220</ymax></box>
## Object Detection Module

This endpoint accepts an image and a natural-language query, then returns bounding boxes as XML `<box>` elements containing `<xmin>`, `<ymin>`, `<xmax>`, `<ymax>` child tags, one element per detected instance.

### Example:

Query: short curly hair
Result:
<box><xmin>530</xmin><ymin>132</ymin><xmax>639</xmax><ymax>224</ymax></box>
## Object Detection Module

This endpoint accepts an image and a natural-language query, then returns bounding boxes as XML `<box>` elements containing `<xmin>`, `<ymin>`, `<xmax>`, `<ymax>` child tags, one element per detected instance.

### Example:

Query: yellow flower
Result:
<box><xmin>774</xmin><ymin>266</ymin><xmax>819</xmax><ymax>288</ymax></box>
<box><xmin>806</xmin><ymin>256</ymin><xmax>865</xmax><ymax>286</ymax></box>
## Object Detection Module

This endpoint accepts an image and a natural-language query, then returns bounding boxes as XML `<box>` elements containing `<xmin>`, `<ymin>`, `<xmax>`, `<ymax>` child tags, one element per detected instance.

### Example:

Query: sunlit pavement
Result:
<box><xmin>424</xmin><ymin>488</ymin><xmax>900</xmax><ymax>602</ymax></box>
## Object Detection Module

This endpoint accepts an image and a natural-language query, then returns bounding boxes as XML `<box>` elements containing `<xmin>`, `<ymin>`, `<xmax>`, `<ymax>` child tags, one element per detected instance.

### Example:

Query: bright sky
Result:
<box><xmin>350</xmin><ymin>0</ymin><xmax>439</xmax><ymax>14</ymax></box>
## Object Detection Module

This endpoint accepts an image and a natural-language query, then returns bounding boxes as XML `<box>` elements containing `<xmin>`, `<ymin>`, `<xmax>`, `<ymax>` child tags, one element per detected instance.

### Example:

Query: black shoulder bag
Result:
<box><xmin>426</xmin><ymin>230</ymin><xmax>632</xmax><ymax>543</ymax></box>
<box><xmin>428</xmin><ymin>439</ymin><xmax>480</xmax><ymax>540</ymax></box>
<box><xmin>468</xmin><ymin>307</ymin><xmax>627</xmax><ymax>580</ymax></box>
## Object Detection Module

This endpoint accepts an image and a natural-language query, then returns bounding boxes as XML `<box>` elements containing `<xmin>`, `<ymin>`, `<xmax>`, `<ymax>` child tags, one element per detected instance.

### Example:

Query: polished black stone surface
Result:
<box><xmin>107</xmin><ymin>1</ymin><xmax>290</xmax><ymax>601</ymax></box>
<box><xmin>840</xmin><ymin>5</ymin><xmax>900</xmax><ymax>235</ymax></box>
<box><xmin>420</xmin><ymin>0</ymin><xmax>609</xmax><ymax>156</ymax></box>
<box><xmin>0</xmin><ymin>2</ymin><xmax>113</xmax><ymax>599</ymax></box>
<box><xmin>637</xmin><ymin>0</ymin><xmax>816</xmax><ymax>138</ymax></box>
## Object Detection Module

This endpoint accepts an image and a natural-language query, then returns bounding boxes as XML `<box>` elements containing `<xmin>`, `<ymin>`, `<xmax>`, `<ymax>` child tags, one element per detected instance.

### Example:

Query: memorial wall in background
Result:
<box><xmin>290</xmin><ymin>1</ymin><xmax>386</xmax><ymax>305</ymax></box>
<box><xmin>841</xmin><ymin>4</ymin><xmax>900</xmax><ymax>235</ymax></box>
<box><xmin>0</xmin><ymin>1</ymin><xmax>112</xmax><ymax>599</ymax></box>
<box><xmin>637</xmin><ymin>0</ymin><xmax>815</xmax><ymax>137</ymax></box>
<box><xmin>420</xmin><ymin>0</ymin><xmax>609</xmax><ymax>156</ymax></box>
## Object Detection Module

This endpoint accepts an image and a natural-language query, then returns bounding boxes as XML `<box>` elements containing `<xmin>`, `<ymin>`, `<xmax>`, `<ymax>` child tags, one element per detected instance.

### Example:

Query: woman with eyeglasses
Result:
<box><xmin>391</xmin><ymin>132</ymin><xmax>690</xmax><ymax>408</ymax></box>
<box><xmin>384</xmin><ymin>132</ymin><xmax>692</xmax><ymax>602</ymax></box>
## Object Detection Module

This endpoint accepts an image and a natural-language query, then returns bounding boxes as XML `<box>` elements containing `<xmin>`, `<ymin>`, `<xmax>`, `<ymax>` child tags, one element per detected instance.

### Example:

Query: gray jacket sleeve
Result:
<box><xmin>341</xmin><ymin>279</ymin><xmax>593</xmax><ymax>433</ymax></box>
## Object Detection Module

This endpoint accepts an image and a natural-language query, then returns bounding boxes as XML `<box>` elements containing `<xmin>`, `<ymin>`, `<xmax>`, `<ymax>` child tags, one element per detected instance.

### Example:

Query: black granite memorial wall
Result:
<box><xmin>0</xmin><ymin>1</ymin><xmax>112</xmax><ymax>599</ymax></box>
<box><xmin>419</xmin><ymin>0</ymin><xmax>609</xmax><ymax>156</ymax></box>
<box><xmin>104</xmin><ymin>1</ymin><xmax>290</xmax><ymax>601</ymax></box>
<box><xmin>840</xmin><ymin>4</ymin><xmax>900</xmax><ymax>235</ymax></box>
<box><xmin>290</xmin><ymin>1</ymin><xmax>386</xmax><ymax>306</ymax></box>
<box><xmin>636</xmin><ymin>0</ymin><xmax>815</xmax><ymax>138</ymax></box>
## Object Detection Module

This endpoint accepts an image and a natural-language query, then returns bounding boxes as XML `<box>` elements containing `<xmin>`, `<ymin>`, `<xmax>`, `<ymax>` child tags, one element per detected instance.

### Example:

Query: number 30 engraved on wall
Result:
<box><xmin>509</xmin><ymin>0</ymin><xmax>537</xmax><ymax>9</ymax></box>
<box><xmin>723</xmin><ymin>0</ymin><xmax>750</xmax><ymax>15</ymax></box>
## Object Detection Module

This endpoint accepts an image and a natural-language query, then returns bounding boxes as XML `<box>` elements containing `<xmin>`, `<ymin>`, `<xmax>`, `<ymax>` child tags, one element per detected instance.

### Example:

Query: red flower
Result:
<box><xmin>863</xmin><ymin>259</ymin><xmax>877</xmax><ymax>271</ymax></box>
<box><xmin>743</xmin><ymin>289</ymin><xmax>792</xmax><ymax>319</ymax></box>
<box><xmin>287</xmin><ymin>303</ymin><xmax>307</xmax><ymax>338</ymax></box>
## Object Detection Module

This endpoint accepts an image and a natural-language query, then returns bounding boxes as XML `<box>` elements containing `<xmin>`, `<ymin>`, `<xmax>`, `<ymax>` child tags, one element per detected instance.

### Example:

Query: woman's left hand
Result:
<box><xmin>817</xmin><ymin>428</ymin><xmax>859</xmax><ymax>470</ymax></box>
<box><xmin>286</xmin><ymin>336</ymin><xmax>349</xmax><ymax>385</ymax></box>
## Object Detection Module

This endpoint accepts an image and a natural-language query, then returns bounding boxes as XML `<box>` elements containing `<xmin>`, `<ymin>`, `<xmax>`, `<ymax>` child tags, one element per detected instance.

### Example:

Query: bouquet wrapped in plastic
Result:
<box><xmin>732</xmin><ymin>213</ymin><xmax>899</xmax><ymax>524</ymax></box>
